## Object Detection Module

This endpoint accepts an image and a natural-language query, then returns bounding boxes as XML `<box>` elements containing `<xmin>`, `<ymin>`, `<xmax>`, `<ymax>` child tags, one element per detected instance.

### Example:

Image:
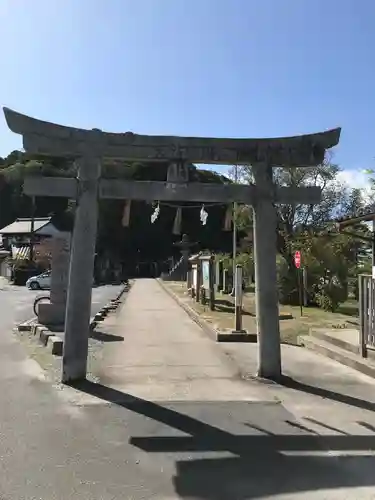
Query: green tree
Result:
<box><xmin>233</xmin><ymin>159</ymin><xmax>346</xmax><ymax>263</ymax></box>
<box><xmin>230</xmin><ymin>159</ymin><xmax>370</xmax><ymax>308</ymax></box>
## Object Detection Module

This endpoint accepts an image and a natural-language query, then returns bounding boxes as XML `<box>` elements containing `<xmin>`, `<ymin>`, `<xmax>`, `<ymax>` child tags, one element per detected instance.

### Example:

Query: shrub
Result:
<box><xmin>215</xmin><ymin>252</ymin><xmax>254</xmax><ymax>286</ymax></box>
<box><xmin>315</xmin><ymin>277</ymin><xmax>347</xmax><ymax>312</ymax></box>
<box><xmin>277</xmin><ymin>259</ymin><xmax>300</xmax><ymax>305</ymax></box>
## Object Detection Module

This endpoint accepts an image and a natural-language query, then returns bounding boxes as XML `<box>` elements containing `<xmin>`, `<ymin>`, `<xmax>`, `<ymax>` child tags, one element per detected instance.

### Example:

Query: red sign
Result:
<box><xmin>294</xmin><ymin>251</ymin><xmax>301</xmax><ymax>269</ymax></box>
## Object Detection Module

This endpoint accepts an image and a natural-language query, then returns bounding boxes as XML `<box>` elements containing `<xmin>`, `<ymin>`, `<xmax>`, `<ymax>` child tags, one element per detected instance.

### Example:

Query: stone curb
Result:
<box><xmin>39</xmin><ymin>326</ymin><xmax>53</xmax><ymax>345</ymax></box>
<box><xmin>17</xmin><ymin>281</ymin><xmax>131</xmax><ymax>356</ymax></box>
<box><xmin>48</xmin><ymin>335</ymin><xmax>64</xmax><ymax>356</ymax></box>
<box><xmin>157</xmin><ymin>279</ymin><xmax>257</xmax><ymax>343</ymax></box>
<box><xmin>17</xmin><ymin>317</ymin><xmax>38</xmax><ymax>333</ymax></box>
<box><xmin>90</xmin><ymin>281</ymin><xmax>130</xmax><ymax>329</ymax></box>
<box><xmin>299</xmin><ymin>333</ymin><xmax>375</xmax><ymax>380</ymax></box>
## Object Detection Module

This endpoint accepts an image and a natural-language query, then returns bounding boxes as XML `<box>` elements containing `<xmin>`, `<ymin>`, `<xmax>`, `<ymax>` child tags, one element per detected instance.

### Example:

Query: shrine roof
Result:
<box><xmin>0</xmin><ymin>217</ymin><xmax>56</xmax><ymax>235</ymax></box>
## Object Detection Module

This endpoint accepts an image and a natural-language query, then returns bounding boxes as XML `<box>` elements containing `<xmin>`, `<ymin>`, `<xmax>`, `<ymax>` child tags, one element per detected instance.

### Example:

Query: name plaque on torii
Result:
<box><xmin>3</xmin><ymin>107</ymin><xmax>341</xmax><ymax>383</ymax></box>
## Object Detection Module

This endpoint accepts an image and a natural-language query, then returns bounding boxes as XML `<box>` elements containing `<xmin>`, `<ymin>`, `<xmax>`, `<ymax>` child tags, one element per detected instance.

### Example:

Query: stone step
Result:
<box><xmin>309</xmin><ymin>328</ymin><xmax>361</xmax><ymax>355</ymax></box>
<box><xmin>299</xmin><ymin>335</ymin><xmax>375</xmax><ymax>380</ymax></box>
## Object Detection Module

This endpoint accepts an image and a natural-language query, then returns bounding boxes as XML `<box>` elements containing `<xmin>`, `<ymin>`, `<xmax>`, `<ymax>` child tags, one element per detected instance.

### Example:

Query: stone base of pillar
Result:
<box><xmin>255</xmin><ymin>370</ymin><xmax>283</xmax><ymax>383</ymax></box>
<box><xmin>216</xmin><ymin>330</ymin><xmax>255</xmax><ymax>343</ymax></box>
<box><xmin>38</xmin><ymin>302</ymin><xmax>66</xmax><ymax>327</ymax></box>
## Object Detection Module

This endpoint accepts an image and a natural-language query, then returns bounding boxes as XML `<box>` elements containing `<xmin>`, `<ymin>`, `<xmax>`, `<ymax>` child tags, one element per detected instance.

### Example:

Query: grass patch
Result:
<box><xmin>163</xmin><ymin>281</ymin><xmax>359</xmax><ymax>346</ymax></box>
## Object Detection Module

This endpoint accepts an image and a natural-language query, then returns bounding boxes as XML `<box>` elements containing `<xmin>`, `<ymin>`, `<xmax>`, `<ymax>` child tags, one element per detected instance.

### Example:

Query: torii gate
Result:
<box><xmin>3</xmin><ymin>107</ymin><xmax>341</xmax><ymax>383</ymax></box>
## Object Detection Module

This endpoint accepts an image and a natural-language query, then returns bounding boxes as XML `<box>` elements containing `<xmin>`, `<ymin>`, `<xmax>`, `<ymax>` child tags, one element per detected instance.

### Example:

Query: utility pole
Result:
<box><xmin>29</xmin><ymin>196</ymin><xmax>36</xmax><ymax>263</ymax></box>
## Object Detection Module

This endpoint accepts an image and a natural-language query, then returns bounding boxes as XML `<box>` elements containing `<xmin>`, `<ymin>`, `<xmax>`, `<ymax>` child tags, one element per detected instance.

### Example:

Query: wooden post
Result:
<box><xmin>200</xmin><ymin>286</ymin><xmax>206</xmax><ymax>305</ymax></box>
<box><xmin>222</xmin><ymin>269</ymin><xmax>229</xmax><ymax>294</ymax></box>
<box><xmin>209</xmin><ymin>255</ymin><xmax>215</xmax><ymax>311</ymax></box>
<box><xmin>196</xmin><ymin>262</ymin><xmax>201</xmax><ymax>303</ymax></box>
<box><xmin>187</xmin><ymin>269</ymin><xmax>192</xmax><ymax>290</ymax></box>
<box><xmin>216</xmin><ymin>259</ymin><xmax>223</xmax><ymax>292</ymax></box>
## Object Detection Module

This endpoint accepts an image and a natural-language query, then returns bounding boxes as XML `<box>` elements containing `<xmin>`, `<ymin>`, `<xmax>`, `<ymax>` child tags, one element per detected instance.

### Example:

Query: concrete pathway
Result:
<box><xmin>94</xmin><ymin>278</ymin><xmax>271</xmax><ymax>402</ymax></box>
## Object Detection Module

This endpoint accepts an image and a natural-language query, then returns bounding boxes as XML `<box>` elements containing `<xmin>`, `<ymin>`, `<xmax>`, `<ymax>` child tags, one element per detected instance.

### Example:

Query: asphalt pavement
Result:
<box><xmin>0</xmin><ymin>280</ymin><xmax>123</xmax><ymax>325</ymax></box>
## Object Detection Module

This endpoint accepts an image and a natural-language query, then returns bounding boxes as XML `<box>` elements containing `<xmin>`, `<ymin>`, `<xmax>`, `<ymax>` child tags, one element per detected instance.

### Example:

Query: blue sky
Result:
<box><xmin>1</xmin><ymin>0</ymin><xmax>374</xmax><ymax>185</ymax></box>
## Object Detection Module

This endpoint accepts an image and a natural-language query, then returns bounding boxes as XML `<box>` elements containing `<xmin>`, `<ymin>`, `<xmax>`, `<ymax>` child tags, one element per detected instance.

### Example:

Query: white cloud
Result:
<box><xmin>337</xmin><ymin>169</ymin><xmax>375</xmax><ymax>206</ymax></box>
<box><xmin>337</xmin><ymin>169</ymin><xmax>370</xmax><ymax>190</ymax></box>
<box><xmin>204</xmin><ymin>165</ymin><xmax>374</xmax><ymax>198</ymax></box>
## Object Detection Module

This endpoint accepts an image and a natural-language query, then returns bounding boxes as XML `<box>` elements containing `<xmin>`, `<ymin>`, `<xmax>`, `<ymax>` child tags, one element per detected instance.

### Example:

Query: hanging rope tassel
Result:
<box><xmin>172</xmin><ymin>207</ymin><xmax>182</xmax><ymax>235</ymax></box>
<box><xmin>121</xmin><ymin>200</ymin><xmax>131</xmax><ymax>227</ymax></box>
<box><xmin>223</xmin><ymin>204</ymin><xmax>232</xmax><ymax>231</ymax></box>
<box><xmin>200</xmin><ymin>204</ymin><xmax>208</xmax><ymax>226</ymax></box>
<box><xmin>151</xmin><ymin>202</ymin><xmax>160</xmax><ymax>223</ymax></box>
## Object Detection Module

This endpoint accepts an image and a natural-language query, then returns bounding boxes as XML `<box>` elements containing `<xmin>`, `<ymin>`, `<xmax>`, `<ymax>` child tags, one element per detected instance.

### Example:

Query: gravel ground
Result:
<box><xmin>14</xmin><ymin>283</ymin><xmax>129</xmax><ymax>385</ymax></box>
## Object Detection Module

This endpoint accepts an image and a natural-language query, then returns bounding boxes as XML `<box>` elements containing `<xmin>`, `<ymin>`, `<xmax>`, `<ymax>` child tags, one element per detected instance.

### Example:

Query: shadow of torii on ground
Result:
<box><xmin>71</xmin><ymin>379</ymin><xmax>375</xmax><ymax>500</ymax></box>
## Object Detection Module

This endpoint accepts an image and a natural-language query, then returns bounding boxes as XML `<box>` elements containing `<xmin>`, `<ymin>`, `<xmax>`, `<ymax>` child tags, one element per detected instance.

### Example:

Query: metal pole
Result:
<box><xmin>231</xmin><ymin>165</ymin><xmax>238</xmax><ymax>296</ymax></box>
<box><xmin>303</xmin><ymin>267</ymin><xmax>308</xmax><ymax>306</ymax></box>
<box><xmin>298</xmin><ymin>268</ymin><xmax>303</xmax><ymax>316</ymax></box>
<box><xmin>232</xmin><ymin>202</ymin><xmax>237</xmax><ymax>273</ymax></box>
<box><xmin>359</xmin><ymin>274</ymin><xmax>367</xmax><ymax>358</ymax></box>
<box><xmin>233</xmin><ymin>264</ymin><xmax>244</xmax><ymax>332</ymax></box>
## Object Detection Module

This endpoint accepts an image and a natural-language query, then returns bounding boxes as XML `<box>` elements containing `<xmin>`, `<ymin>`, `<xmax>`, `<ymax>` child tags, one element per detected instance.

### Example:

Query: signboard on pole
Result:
<box><xmin>294</xmin><ymin>251</ymin><xmax>301</xmax><ymax>269</ymax></box>
<box><xmin>202</xmin><ymin>260</ymin><xmax>210</xmax><ymax>288</ymax></box>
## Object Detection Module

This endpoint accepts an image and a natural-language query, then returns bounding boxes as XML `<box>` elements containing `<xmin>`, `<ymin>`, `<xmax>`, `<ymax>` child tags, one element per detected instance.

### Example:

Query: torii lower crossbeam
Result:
<box><xmin>24</xmin><ymin>176</ymin><xmax>321</xmax><ymax>205</ymax></box>
<box><xmin>24</xmin><ymin>171</ymin><xmax>321</xmax><ymax>383</ymax></box>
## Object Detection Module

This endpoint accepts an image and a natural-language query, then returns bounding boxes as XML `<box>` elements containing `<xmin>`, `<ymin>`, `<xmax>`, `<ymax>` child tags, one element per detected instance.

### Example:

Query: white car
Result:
<box><xmin>26</xmin><ymin>270</ymin><xmax>52</xmax><ymax>290</ymax></box>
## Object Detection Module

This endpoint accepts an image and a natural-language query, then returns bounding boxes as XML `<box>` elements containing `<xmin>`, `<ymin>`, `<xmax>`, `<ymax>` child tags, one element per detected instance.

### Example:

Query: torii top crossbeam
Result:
<box><xmin>3</xmin><ymin>108</ymin><xmax>340</xmax><ymax>168</ymax></box>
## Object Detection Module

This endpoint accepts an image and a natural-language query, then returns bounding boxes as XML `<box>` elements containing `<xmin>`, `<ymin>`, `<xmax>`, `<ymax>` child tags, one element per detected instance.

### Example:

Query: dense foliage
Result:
<box><xmin>0</xmin><ymin>151</ymin><xmax>235</xmax><ymax>270</ymax></box>
<box><xmin>220</xmin><ymin>161</ymin><xmax>373</xmax><ymax>311</ymax></box>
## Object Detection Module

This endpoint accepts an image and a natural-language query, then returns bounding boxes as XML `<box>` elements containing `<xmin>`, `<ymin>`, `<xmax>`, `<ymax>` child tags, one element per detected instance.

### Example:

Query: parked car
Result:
<box><xmin>26</xmin><ymin>270</ymin><xmax>51</xmax><ymax>290</ymax></box>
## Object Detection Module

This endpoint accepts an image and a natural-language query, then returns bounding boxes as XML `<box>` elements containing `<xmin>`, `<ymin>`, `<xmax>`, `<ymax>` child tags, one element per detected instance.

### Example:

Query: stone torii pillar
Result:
<box><xmin>252</xmin><ymin>164</ymin><xmax>282</xmax><ymax>378</ymax></box>
<box><xmin>62</xmin><ymin>153</ymin><xmax>101</xmax><ymax>381</ymax></box>
<box><xmin>3</xmin><ymin>107</ymin><xmax>341</xmax><ymax>383</ymax></box>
